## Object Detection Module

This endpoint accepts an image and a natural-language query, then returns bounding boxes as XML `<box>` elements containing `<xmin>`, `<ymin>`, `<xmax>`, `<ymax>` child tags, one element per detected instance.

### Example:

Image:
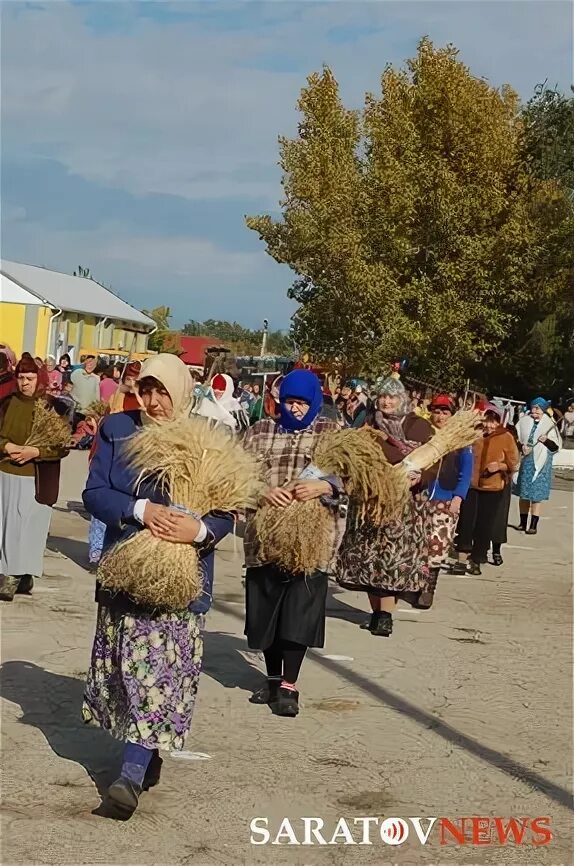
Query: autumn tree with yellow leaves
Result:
<box><xmin>247</xmin><ymin>39</ymin><xmax>572</xmax><ymax>390</ymax></box>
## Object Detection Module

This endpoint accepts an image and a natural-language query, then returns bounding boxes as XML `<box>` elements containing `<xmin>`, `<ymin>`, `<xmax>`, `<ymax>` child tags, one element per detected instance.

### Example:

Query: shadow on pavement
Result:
<box><xmin>325</xmin><ymin>585</ymin><xmax>367</xmax><ymax>625</ymax></box>
<box><xmin>202</xmin><ymin>630</ymin><xmax>264</xmax><ymax>693</ymax></box>
<box><xmin>47</xmin><ymin>536</ymin><xmax>90</xmax><ymax>570</ymax></box>
<box><xmin>213</xmin><ymin>598</ymin><xmax>574</xmax><ymax>812</ymax></box>
<box><xmin>0</xmin><ymin>660</ymin><xmax>120</xmax><ymax>799</ymax></box>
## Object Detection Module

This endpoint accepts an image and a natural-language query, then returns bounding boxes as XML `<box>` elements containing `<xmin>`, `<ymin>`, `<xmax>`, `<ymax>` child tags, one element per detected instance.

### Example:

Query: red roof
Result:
<box><xmin>177</xmin><ymin>335</ymin><xmax>225</xmax><ymax>367</ymax></box>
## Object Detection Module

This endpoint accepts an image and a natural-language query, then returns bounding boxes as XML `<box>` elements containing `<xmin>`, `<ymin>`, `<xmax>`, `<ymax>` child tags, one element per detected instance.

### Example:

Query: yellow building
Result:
<box><xmin>0</xmin><ymin>259</ymin><xmax>155</xmax><ymax>363</ymax></box>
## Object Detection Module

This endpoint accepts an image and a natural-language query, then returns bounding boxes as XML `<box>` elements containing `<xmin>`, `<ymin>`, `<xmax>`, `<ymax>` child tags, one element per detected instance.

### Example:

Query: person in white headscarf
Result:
<box><xmin>209</xmin><ymin>373</ymin><xmax>249</xmax><ymax>431</ymax></box>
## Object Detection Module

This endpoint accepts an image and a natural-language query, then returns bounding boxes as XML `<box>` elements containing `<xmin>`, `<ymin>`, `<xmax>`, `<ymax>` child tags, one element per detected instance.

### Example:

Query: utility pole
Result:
<box><xmin>260</xmin><ymin>319</ymin><xmax>269</xmax><ymax>357</ymax></box>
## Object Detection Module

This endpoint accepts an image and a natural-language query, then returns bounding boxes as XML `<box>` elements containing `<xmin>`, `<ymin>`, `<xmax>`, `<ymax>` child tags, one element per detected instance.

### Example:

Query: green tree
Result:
<box><xmin>479</xmin><ymin>83</ymin><xmax>574</xmax><ymax>397</ymax></box>
<box><xmin>182</xmin><ymin>319</ymin><xmax>294</xmax><ymax>356</ymax></box>
<box><xmin>246</xmin><ymin>40</ymin><xmax>563</xmax><ymax>386</ymax></box>
<box><xmin>142</xmin><ymin>305</ymin><xmax>181</xmax><ymax>353</ymax></box>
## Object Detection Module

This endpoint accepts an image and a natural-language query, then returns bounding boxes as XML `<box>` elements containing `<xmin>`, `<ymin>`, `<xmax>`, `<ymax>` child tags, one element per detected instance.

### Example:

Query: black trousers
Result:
<box><xmin>455</xmin><ymin>488</ymin><xmax>505</xmax><ymax>563</ymax></box>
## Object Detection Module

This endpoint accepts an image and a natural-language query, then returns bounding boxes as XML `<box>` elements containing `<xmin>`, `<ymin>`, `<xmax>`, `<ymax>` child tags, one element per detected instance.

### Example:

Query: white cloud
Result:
<box><xmin>2</xmin><ymin>1</ymin><xmax>571</xmax><ymax>204</ymax></box>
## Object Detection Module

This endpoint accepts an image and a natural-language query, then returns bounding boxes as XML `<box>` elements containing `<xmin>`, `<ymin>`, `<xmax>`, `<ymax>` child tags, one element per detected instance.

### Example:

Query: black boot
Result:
<box><xmin>272</xmin><ymin>686</ymin><xmax>299</xmax><ymax>717</ymax></box>
<box><xmin>518</xmin><ymin>513</ymin><xmax>528</xmax><ymax>531</ymax></box>
<box><xmin>106</xmin><ymin>777</ymin><xmax>141</xmax><ymax>819</ymax></box>
<box><xmin>249</xmin><ymin>679</ymin><xmax>280</xmax><ymax>705</ymax></box>
<box><xmin>15</xmin><ymin>575</ymin><xmax>34</xmax><ymax>595</ymax></box>
<box><xmin>369</xmin><ymin>610</ymin><xmax>393</xmax><ymax>637</ymax></box>
<box><xmin>360</xmin><ymin>612</ymin><xmax>377</xmax><ymax>630</ymax></box>
<box><xmin>526</xmin><ymin>515</ymin><xmax>539</xmax><ymax>535</ymax></box>
<box><xmin>142</xmin><ymin>751</ymin><xmax>163</xmax><ymax>791</ymax></box>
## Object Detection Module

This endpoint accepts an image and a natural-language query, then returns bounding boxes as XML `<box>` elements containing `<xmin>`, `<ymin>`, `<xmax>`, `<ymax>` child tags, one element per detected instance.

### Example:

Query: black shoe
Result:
<box><xmin>369</xmin><ymin>610</ymin><xmax>393</xmax><ymax>637</ymax></box>
<box><xmin>360</xmin><ymin>613</ymin><xmax>376</xmax><ymax>630</ymax></box>
<box><xmin>450</xmin><ymin>562</ymin><xmax>468</xmax><ymax>575</ymax></box>
<box><xmin>106</xmin><ymin>777</ymin><xmax>141</xmax><ymax>819</ymax></box>
<box><xmin>15</xmin><ymin>575</ymin><xmax>34</xmax><ymax>595</ymax></box>
<box><xmin>468</xmin><ymin>561</ymin><xmax>482</xmax><ymax>575</ymax></box>
<box><xmin>272</xmin><ymin>686</ymin><xmax>299</xmax><ymax>717</ymax></box>
<box><xmin>249</xmin><ymin>679</ymin><xmax>280</xmax><ymax>704</ymax></box>
<box><xmin>492</xmin><ymin>553</ymin><xmax>503</xmax><ymax>566</ymax></box>
<box><xmin>0</xmin><ymin>575</ymin><xmax>19</xmax><ymax>602</ymax></box>
<box><xmin>142</xmin><ymin>752</ymin><xmax>163</xmax><ymax>791</ymax></box>
<box><xmin>525</xmin><ymin>527</ymin><xmax>538</xmax><ymax>535</ymax></box>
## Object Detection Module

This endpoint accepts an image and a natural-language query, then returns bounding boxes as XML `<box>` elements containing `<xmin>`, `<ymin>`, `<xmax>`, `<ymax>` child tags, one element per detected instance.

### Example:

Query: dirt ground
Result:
<box><xmin>1</xmin><ymin>451</ymin><xmax>572</xmax><ymax>865</ymax></box>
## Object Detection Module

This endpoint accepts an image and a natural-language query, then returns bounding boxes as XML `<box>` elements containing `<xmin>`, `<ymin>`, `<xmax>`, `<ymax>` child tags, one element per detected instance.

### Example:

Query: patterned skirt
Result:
<box><xmin>335</xmin><ymin>493</ymin><xmax>432</xmax><ymax>596</ymax></box>
<box><xmin>427</xmin><ymin>500</ymin><xmax>459</xmax><ymax>569</ymax></box>
<box><xmin>82</xmin><ymin>604</ymin><xmax>204</xmax><ymax>751</ymax></box>
<box><xmin>88</xmin><ymin>517</ymin><xmax>106</xmax><ymax>564</ymax></box>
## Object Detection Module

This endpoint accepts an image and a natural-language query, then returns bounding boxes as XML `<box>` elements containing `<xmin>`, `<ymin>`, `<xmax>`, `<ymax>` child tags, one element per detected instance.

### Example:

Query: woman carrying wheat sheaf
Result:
<box><xmin>0</xmin><ymin>353</ymin><xmax>70</xmax><ymax>601</ymax></box>
<box><xmin>81</xmin><ymin>354</ymin><xmax>234</xmax><ymax>819</ymax></box>
<box><xmin>242</xmin><ymin>369</ymin><xmax>347</xmax><ymax>718</ymax></box>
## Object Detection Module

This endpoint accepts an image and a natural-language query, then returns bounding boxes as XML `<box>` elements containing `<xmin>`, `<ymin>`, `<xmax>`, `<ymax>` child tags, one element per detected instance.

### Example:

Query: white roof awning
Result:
<box><xmin>1</xmin><ymin>259</ymin><xmax>155</xmax><ymax>330</ymax></box>
<box><xmin>0</xmin><ymin>273</ymin><xmax>45</xmax><ymax>305</ymax></box>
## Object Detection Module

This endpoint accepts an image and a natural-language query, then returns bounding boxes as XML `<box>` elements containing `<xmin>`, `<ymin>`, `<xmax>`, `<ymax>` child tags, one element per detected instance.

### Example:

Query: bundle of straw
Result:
<box><xmin>24</xmin><ymin>399</ymin><xmax>71</xmax><ymax>451</ymax></box>
<box><xmin>254</xmin><ymin>411</ymin><xmax>480</xmax><ymax>574</ymax></box>
<box><xmin>98</xmin><ymin>416</ymin><xmax>262</xmax><ymax>610</ymax></box>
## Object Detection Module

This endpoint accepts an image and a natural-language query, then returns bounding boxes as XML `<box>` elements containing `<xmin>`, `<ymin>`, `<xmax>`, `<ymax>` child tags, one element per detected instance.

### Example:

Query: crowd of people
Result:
<box><xmin>0</xmin><ymin>343</ymin><xmax>569</xmax><ymax>820</ymax></box>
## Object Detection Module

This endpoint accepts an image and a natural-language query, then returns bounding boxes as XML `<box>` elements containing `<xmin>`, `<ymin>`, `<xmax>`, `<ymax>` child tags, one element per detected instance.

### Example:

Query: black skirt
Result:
<box><xmin>244</xmin><ymin>565</ymin><xmax>328</xmax><ymax>650</ymax></box>
<box><xmin>455</xmin><ymin>487</ymin><xmax>507</xmax><ymax>561</ymax></box>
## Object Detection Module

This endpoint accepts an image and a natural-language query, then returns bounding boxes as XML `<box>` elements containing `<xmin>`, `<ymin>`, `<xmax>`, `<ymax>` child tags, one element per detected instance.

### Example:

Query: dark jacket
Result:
<box><xmin>0</xmin><ymin>371</ymin><xmax>16</xmax><ymax>402</ymax></box>
<box><xmin>82</xmin><ymin>410</ymin><xmax>234</xmax><ymax>614</ymax></box>
<box><xmin>0</xmin><ymin>393</ymin><xmax>67</xmax><ymax>506</ymax></box>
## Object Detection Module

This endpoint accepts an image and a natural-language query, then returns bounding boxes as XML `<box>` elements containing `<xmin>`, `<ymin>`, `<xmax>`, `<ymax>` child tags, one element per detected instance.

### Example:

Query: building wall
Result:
<box><xmin>0</xmin><ymin>302</ymin><xmax>26</xmax><ymax>356</ymax></box>
<box><xmin>35</xmin><ymin>307</ymin><xmax>52</xmax><ymax>357</ymax></box>
<box><xmin>0</xmin><ymin>303</ymin><xmax>151</xmax><ymax>363</ymax></box>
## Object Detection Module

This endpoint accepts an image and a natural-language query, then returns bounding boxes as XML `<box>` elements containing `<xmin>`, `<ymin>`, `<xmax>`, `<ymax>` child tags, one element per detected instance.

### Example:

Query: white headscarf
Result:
<box><xmin>516</xmin><ymin>412</ymin><xmax>562</xmax><ymax>481</ymax></box>
<box><xmin>137</xmin><ymin>353</ymin><xmax>193</xmax><ymax>424</ymax></box>
<box><xmin>211</xmin><ymin>373</ymin><xmax>244</xmax><ymax>415</ymax></box>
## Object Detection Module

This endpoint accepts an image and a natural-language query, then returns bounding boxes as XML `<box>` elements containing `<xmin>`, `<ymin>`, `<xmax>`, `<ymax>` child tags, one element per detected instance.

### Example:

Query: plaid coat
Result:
<box><xmin>243</xmin><ymin>416</ymin><xmax>347</xmax><ymax>572</ymax></box>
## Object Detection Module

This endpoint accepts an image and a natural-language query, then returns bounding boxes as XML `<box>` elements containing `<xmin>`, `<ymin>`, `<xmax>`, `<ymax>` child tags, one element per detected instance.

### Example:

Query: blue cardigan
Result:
<box><xmin>83</xmin><ymin>410</ymin><xmax>233</xmax><ymax>614</ymax></box>
<box><xmin>428</xmin><ymin>446</ymin><xmax>473</xmax><ymax>502</ymax></box>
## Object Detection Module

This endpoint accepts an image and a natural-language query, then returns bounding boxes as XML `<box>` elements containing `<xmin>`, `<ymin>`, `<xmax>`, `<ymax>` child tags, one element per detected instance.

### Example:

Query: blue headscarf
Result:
<box><xmin>279</xmin><ymin>369</ymin><xmax>323</xmax><ymax>432</ymax></box>
<box><xmin>530</xmin><ymin>396</ymin><xmax>550</xmax><ymax>412</ymax></box>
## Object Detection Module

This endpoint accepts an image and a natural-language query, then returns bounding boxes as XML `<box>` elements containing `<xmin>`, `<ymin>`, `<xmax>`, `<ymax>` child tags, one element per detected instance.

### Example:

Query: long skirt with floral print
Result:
<box><xmin>427</xmin><ymin>499</ymin><xmax>459</xmax><ymax>569</ymax></box>
<box><xmin>82</xmin><ymin>604</ymin><xmax>204</xmax><ymax>752</ymax></box>
<box><xmin>335</xmin><ymin>492</ymin><xmax>432</xmax><ymax>596</ymax></box>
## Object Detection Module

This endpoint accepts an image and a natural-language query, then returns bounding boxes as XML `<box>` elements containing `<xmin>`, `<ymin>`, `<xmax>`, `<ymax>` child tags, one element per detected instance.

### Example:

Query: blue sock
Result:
<box><xmin>121</xmin><ymin>742</ymin><xmax>154</xmax><ymax>787</ymax></box>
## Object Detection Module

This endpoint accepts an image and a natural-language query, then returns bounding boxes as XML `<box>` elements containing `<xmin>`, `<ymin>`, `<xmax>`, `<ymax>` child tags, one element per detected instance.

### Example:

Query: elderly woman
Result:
<box><xmin>0</xmin><ymin>353</ymin><xmax>69</xmax><ymax>601</ymax></box>
<box><xmin>210</xmin><ymin>373</ymin><xmax>249</xmax><ymax>431</ymax></box>
<box><xmin>422</xmin><ymin>394</ymin><xmax>473</xmax><ymax>605</ymax></box>
<box><xmin>336</xmin><ymin>377</ymin><xmax>433</xmax><ymax>637</ymax></box>
<box><xmin>455</xmin><ymin>406</ymin><xmax>519</xmax><ymax>574</ymax></box>
<box><xmin>82</xmin><ymin>354</ymin><xmax>234</xmax><ymax>818</ymax></box>
<box><xmin>514</xmin><ymin>397</ymin><xmax>562</xmax><ymax>535</ymax></box>
<box><xmin>243</xmin><ymin>369</ymin><xmax>345</xmax><ymax>717</ymax></box>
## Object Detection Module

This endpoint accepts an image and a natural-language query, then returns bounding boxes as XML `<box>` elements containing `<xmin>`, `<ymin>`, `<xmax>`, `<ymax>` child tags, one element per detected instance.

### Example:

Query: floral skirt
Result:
<box><xmin>427</xmin><ymin>500</ymin><xmax>459</xmax><ymax>569</ymax></box>
<box><xmin>82</xmin><ymin>604</ymin><xmax>204</xmax><ymax>751</ymax></box>
<box><xmin>335</xmin><ymin>493</ymin><xmax>432</xmax><ymax>596</ymax></box>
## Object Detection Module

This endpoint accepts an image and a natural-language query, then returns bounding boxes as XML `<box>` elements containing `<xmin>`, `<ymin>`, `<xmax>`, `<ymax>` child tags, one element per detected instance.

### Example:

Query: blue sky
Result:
<box><xmin>2</xmin><ymin>1</ymin><xmax>572</xmax><ymax>328</ymax></box>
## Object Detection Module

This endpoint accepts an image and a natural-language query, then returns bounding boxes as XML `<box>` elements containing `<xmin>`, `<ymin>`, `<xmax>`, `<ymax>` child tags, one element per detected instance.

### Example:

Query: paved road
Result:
<box><xmin>1</xmin><ymin>451</ymin><xmax>572</xmax><ymax>865</ymax></box>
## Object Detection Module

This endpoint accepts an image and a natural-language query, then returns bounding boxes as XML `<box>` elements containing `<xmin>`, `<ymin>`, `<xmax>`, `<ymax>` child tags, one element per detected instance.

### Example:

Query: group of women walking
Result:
<box><xmin>0</xmin><ymin>348</ymin><xmax>562</xmax><ymax>821</ymax></box>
